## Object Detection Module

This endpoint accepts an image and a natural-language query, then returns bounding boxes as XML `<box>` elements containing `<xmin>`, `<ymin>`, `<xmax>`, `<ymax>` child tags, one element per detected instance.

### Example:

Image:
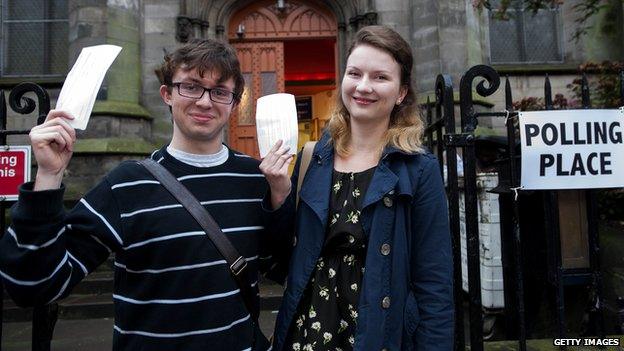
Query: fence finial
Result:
<box><xmin>545</xmin><ymin>74</ymin><xmax>553</xmax><ymax>110</ymax></box>
<box><xmin>581</xmin><ymin>73</ymin><xmax>591</xmax><ymax>108</ymax></box>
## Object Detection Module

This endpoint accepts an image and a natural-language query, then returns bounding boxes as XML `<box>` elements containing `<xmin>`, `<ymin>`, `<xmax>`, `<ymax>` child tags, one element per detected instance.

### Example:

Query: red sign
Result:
<box><xmin>0</xmin><ymin>146</ymin><xmax>31</xmax><ymax>201</ymax></box>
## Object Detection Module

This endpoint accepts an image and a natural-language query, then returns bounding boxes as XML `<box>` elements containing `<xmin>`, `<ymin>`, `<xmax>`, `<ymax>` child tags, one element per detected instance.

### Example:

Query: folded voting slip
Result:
<box><xmin>56</xmin><ymin>45</ymin><xmax>123</xmax><ymax>130</ymax></box>
<box><xmin>256</xmin><ymin>93</ymin><xmax>298</xmax><ymax>158</ymax></box>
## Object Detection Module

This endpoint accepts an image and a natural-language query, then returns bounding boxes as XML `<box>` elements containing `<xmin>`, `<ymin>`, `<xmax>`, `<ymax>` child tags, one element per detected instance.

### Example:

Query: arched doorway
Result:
<box><xmin>227</xmin><ymin>0</ymin><xmax>337</xmax><ymax>158</ymax></box>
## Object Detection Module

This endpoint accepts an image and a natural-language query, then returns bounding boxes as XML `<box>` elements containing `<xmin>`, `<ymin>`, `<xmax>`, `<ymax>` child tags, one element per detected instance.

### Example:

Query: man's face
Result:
<box><xmin>160</xmin><ymin>68</ymin><xmax>237</xmax><ymax>151</ymax></box>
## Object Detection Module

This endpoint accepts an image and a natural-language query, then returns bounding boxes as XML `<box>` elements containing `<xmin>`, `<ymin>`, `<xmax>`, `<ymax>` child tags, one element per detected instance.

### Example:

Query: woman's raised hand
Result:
<box><xmin>29</xmin><ymin>110</ymin><xmax>76</xmax><ymax>190</ymax></box>
<box><xmin>259</xmin><ymin>139</ymin><xmax>294</xmax><ymax>209</ymax></box>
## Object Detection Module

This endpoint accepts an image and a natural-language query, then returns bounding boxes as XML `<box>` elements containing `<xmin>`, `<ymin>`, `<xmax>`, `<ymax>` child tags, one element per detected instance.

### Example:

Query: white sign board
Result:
<box><xmin>519</xmin><ymin>109</ymin><xmax>624</xmax><ymax>190</ymax></box>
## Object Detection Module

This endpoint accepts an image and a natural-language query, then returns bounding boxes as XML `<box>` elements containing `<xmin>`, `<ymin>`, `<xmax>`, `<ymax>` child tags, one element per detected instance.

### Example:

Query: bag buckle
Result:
<box><xmin>230</xmin><ymin>256</ymin><xmax>247</xmax><ymax>276</ymax></box>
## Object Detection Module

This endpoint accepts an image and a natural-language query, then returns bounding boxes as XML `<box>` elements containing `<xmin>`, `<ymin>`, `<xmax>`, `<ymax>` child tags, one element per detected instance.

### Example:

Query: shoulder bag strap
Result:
<box><xmin>296</xmin><ymin>141</ymin><xmax>317</xmax><ymax>208</ymax></box>
<box><xmin>139</xmin><ymin>159</ymin><xmax>259</xmax><ymax>321</ymax></box>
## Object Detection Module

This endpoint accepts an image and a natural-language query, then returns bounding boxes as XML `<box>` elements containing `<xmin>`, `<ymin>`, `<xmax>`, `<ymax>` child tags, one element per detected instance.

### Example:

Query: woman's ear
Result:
<box><xmin>397</xmin><ymin>85</ymin><xmax>408</xmax><ymax>105</ymax></box>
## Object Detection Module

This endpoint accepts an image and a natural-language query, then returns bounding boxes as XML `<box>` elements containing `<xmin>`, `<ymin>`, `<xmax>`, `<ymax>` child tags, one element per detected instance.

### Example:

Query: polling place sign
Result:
<box><xmin>0</xmin><ymin>146</ymin><xmax>31</xmax><ymax>200</ymax></box>
<box><xmin>519</xmin><ymin>109</ymin><xmax>624</xmax><ymax>190</ymax></box>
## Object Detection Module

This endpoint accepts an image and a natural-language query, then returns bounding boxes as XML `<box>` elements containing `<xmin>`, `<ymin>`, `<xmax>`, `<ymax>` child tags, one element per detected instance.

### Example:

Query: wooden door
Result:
<box><xmin>228</xmin><ymin>42</ymin><xmax>285</xmax><ymax>159</ymax></box>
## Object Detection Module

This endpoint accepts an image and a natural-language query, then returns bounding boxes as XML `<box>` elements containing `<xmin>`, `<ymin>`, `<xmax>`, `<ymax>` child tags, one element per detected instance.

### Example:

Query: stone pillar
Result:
<box><xmin>66</xmin><ymin>0</ymin><xmax>154</xmax><ymax>199</ymax></box>
<box><xmin>142</xmin><ymin>0</ymin><xmax>179</xmax><ymax>145</ymax></box>
<box><xmin>410</xmin><ymin>0</ymin><xmax>471</xmax><ymax>94</ymax></box>
<box><xmin>373</xmin><ymin>0</ymin><xmax>410</xmax><ymax>43</ymax></box>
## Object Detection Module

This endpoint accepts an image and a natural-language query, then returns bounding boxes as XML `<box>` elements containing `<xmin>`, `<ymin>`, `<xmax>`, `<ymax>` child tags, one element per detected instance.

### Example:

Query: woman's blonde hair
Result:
<box><xmin>328</xmin><ymin>25</ymin><xmax>424</xmax><ymax>156</ymax></box>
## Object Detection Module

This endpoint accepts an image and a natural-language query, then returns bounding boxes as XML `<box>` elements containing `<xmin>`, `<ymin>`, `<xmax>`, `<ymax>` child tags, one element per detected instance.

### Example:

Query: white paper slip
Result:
<box><xmin>56</xmin><ymin>45</ymin><xmax>123</xmax><ymax>130</ymax></box>
<box><xmin>256</xmin><ymin>93</ymin><xmax>299</xmax><ymax>158</ymax></box>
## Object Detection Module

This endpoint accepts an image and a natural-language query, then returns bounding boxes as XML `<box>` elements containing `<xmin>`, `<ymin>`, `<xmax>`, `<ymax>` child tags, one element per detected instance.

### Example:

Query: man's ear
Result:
<box><xmin>160</xmin><ymin>85</ymin><xmax>172</xmax><ymax>106</ymax></box>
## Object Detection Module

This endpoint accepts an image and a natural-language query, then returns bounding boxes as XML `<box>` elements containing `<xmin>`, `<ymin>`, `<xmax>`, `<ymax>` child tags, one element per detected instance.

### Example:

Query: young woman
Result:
<box><xmin>261</xmin><ymin>25</ymin><xmax>454</xmax><ymax>351</ymax></box>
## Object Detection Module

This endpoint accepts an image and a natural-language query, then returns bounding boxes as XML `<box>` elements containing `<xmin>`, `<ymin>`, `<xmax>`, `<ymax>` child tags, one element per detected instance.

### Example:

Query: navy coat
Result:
<box><xmin>273</xmin><ymin>133</ymin><xmax>454</xmax><ymax>351</ymax></box>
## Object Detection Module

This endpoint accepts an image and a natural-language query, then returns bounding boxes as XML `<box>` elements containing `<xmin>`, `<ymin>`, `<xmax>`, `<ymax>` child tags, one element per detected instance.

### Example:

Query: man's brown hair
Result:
<box><xmin>157</xmin><ymin>38</ymin><xmax>245</xmax><ymax>102</ymax></box>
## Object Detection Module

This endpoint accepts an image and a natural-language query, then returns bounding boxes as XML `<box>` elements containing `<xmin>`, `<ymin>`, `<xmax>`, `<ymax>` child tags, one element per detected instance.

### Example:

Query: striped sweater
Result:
<box><xmin>0</xmin><ymin>146</ymin><xmax>294</xmax><ymax>350</ymax></box>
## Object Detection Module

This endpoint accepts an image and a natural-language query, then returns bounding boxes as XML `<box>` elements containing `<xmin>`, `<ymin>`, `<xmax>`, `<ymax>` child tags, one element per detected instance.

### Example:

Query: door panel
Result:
<box><xmin>229</xmin><ymin>42</ymin><xmax>284</xmax><ymax>159</ymax></box>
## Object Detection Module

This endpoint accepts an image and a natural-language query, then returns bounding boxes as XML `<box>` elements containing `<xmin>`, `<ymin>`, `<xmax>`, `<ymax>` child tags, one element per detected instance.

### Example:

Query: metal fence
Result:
<box><xmin>0</xmin><ymin>82</ymin><xmax>56</xmax><ymax>351</ymax></box>
<box><xmin>423</xmin><ymin>64</ymin><xmax>624</xmax><ymax>350</ymax></box>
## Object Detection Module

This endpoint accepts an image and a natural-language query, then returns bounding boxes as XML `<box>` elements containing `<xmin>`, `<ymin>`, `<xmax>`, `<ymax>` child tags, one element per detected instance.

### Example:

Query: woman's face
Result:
<box><xmin>341</xmin><ymin>44</ymin><xmax>407</xmax><ymax>124</ymax></box>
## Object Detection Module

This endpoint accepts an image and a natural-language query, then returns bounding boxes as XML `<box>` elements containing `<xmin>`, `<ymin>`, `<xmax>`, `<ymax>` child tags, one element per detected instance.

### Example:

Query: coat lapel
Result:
<box><xmin>298</xmin><ymin>137</ymin><xmax>333</xmax><ymax>229</ymax></box>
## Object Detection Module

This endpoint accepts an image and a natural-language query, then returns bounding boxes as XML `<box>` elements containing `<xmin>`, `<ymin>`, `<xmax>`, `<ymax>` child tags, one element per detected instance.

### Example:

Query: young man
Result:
<box><xmin>0</xmin><ymin>39</ymin><xmax>293</xmax><ymax>350</ymax></box>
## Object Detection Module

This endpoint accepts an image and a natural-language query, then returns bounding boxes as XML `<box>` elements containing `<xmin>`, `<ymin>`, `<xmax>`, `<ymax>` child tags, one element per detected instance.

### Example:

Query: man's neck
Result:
<box><xmin>169</xmin><ymin>137</ymin><xmax>223</xmax><ymax>155</ymax></box>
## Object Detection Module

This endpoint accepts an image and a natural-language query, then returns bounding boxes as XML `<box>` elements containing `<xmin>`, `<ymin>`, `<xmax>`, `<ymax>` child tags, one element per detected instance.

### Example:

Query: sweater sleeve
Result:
<box><xmin>409</xmin><ymin>156</ymin><xmax>455</xmax><ymax>350</ymax></box>
<box><xmin>0</xmin><ymin>177</ymin><xmax>123</xmax><ymax>307</ymax></box>
<box><xmin>257</xmin><ymin>152</ymin><xmax>301</xmax><ymax>284</ymax></box>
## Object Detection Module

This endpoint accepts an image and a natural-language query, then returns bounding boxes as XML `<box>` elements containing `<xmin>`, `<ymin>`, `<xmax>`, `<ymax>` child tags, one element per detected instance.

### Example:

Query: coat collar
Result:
<box><xmin>298</xmin><ymin>132</ymin><xmax>421</xmax><ymax>225</ymax></box>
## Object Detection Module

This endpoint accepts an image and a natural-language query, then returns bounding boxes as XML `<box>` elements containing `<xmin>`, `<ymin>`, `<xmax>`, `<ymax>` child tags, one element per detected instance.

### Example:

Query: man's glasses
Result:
<box><xmin>172</xmin><ymin>82</ymin><xmax>237</xmax><ymax>105</ymax></box>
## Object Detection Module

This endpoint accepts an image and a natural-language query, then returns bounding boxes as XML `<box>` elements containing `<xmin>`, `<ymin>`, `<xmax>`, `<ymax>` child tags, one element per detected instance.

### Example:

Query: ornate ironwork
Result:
<box><xmin>459</xmin><ymin>65</ymin><xmax>500</xmax><ymax>133</ymax></box>
<box><xmin>458</xmin><ymin>64</ymin><xmax>502</xmax><ymax>351</ymax></box>
<box><xmin>434</xmin><ymin>73</ymin><xmax>465</xmax><ymax>351</ymax></box>
<box><xmin>0</xmin><ymin>82</ymin><xmax>52</xmax><ymax>351</ymax></box>
<box><xmin>9</xmin><ymin>83</ymin><xmax>50</xmax><ymax>126</ymax></box>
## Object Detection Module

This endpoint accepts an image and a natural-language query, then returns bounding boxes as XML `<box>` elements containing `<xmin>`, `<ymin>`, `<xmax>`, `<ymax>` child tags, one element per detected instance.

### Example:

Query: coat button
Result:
<box><xmin>383</xmin><ymin>196</ymin><xmax>393</xmax><ymax>207</ymax></box>
<box><xmin>380</xmin><ymin>243</ymin><xmax>391</xmax><ymax>256</ymax></box>
<box><xmin>381</xmin><ymin>296</ymin><xmax>391</xmax><ymax>309</ymax></box>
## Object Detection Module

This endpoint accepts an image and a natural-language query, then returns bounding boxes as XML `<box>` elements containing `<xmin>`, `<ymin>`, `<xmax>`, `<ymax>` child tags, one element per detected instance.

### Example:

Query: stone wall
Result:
<box><xmin>141</xmin><ymin>0</ymin><xmax>179</xmax><ymax>145</ymax></box>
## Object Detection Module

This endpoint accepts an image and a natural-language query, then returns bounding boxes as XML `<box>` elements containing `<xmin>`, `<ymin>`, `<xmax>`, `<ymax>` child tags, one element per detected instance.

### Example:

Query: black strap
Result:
<box><xmin>139</xmin><ymin>159</ymin><xmax>259</xmax><ymax>321</ymax></box>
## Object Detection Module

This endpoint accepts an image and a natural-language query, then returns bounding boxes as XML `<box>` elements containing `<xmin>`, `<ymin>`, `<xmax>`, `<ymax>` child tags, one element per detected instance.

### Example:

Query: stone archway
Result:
<box><xmin>174</xmin><ymin>0</ymin><xmax>379</xmax><ymax>157</ymax></box>
<box><xmin>225</xmin><ymin>0</ymin><xmax>337</xmax><ymax>157</ymax></box>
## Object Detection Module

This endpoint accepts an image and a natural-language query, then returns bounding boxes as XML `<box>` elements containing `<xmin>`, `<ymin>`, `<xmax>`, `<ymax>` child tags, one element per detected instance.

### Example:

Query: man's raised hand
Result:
<box><xmin>29</xmin><ymin>110</ymin><xmax>76</xmax><ymax>190</ymax></box>
<box><xmin>259</xmin><ymin>139</ymin><xmax>294</xmax><ymax>210</ymax></box>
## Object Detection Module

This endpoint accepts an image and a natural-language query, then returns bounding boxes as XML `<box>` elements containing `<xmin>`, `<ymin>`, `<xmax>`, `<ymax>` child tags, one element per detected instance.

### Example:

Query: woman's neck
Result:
<box><xmin>334</xmin><ymin>117</ymin><xmax>388</xmax><ymax>172</ymax></box>
<box><xmin>349</xmin><ymin>117</ymin><xmax>388</xmax><ymax>155</ymax></box>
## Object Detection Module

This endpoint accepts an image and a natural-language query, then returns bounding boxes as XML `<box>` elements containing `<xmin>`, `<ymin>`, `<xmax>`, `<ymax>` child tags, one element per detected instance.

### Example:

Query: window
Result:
<box><xmin>1</xmin><ymin>0</ymin><xmax>68</xmax><ymax>77</ymax></box>
<box><xmin>489</xmin><ymin>1</ymin><xmax>563</xmax><ymax>64</ymax></box>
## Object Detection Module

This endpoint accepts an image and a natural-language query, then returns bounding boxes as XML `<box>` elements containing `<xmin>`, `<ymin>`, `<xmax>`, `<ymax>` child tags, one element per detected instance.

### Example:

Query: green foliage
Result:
<box><xmin>512</xmin><ymin>93</ymin><xmax>569</xmax><ymax>111</ymax></box>
<box><xmin>514</xmin><ymin>61</ymin><xmax>624</xmax><ymax>110</ymax></box>
<box><xmin>598</xmin><ymin>188</ymin><xmax>624</xmax><ymax>220</ymax></box>
<box><xmin>567</xmin><ymin>61</ymin><xmax>624</xmax><ymax>108</ymax></box>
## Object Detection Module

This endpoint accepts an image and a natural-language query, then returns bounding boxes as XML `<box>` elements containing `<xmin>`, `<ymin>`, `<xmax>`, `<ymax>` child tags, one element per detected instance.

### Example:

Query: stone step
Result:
<box><xmin>2</xmin><ymin>280</ymin><xmax>284</xmax><ymax>323</ymax></box>
<box><xmin>3</xmin><ymin>293</ymin><xmax>113</xmax><ymax>322</ymax></box>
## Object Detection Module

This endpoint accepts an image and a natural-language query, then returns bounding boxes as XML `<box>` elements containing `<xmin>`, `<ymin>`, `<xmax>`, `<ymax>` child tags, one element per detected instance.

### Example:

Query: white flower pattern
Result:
<box><xmin>287</xmin><ymin>168</ymin><xmax>375</xmax><ymax>350</ymax></box>
<box><xmin>308</xmin><ymin>306</ymin><xmax>316</xmax><ymax>318</ymax></box>
<box><xmin>328</xmin><ymin>268</ymin><xmax>336</xmax><ymax>278</ymax></box>
<box><xmin>323</xmin><ymin>332</ymin><xmax>333</xmax><ymax>344</ymax></box>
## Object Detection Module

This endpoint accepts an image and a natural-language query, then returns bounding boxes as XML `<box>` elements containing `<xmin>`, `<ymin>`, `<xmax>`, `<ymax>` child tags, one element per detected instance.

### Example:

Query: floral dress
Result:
<box><xmin>285</xmin><ymin>167</ymin><xmax>376</xmax><ymax>351</ymax></box>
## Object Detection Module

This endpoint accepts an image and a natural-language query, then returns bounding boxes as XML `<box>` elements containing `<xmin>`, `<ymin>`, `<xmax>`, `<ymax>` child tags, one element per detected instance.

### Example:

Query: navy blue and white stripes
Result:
<box><xmin>0</xmin><ymin>146</ymin><xmax>293</xmax><ymax>351</ymax></box>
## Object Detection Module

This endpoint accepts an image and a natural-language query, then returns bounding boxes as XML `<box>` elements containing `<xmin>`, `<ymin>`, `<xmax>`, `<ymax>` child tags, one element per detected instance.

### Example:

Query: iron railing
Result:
<box><xmin>423</xmin><ymin>65</ymin><xmax>624</xmax><ymax>350</ymax></box>
<box><xmin>0</xmin><ymin>82</ymin><xmax>56</xmax><ymax>351</ymax></box>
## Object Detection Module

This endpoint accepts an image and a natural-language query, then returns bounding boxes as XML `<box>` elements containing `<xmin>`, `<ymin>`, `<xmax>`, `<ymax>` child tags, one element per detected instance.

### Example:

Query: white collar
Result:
<box><xmin>166</xmin><ymin>144</ymin><xmax>229</xmax><ymax>168</ymax></box>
